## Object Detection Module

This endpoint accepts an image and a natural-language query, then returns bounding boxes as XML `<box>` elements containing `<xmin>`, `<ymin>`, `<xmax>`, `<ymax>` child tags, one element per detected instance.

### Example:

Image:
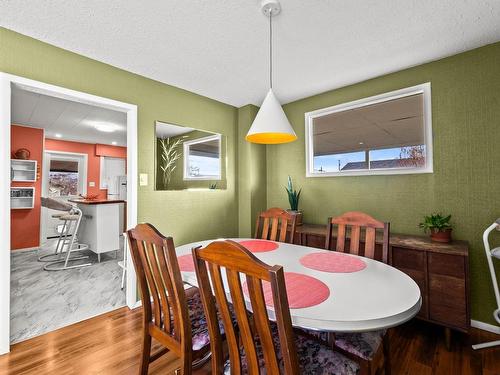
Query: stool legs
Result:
<box><xmin>44</xmin><ymin>207</ymin><xmax>92</xmax><ymax>271</ymax></box>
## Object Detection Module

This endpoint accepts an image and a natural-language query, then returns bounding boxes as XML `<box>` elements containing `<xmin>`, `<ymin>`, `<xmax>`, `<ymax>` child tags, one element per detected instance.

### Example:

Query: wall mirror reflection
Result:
<box><xmin>155</xmin><ymin>121</ymin><xmax>226</xmax><ymax>190</ymax></box>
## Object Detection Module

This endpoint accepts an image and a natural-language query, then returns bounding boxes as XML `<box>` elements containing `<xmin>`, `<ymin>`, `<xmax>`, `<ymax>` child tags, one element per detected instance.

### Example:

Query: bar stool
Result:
<box><xmin>39</xmin><ymin>197</ymin><xmax>92</xmax><ymax>271</ymax></box>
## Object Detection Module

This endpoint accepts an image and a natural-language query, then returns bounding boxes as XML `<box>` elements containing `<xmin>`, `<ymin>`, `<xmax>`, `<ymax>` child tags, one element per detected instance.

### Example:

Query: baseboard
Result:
<box><xmin>471</xmin><ymin>319</ymin><xmax>500</xmax><ymax>334</ymax></box>
<box><xmin>10</xmin><ymin>246</ymin><xmax>39</xmax><ymax>253</ymax></box>
<box><xmin>131</xmin><ymin>300</ymin><xmax>142</xmax><ymax>309</ymax></box>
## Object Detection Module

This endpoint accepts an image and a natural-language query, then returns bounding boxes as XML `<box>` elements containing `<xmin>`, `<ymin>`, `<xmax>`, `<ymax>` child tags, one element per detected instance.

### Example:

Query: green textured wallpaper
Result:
<box><xmin>0</xmin><ymin>27</ymin><xmax>239</xmax><ymax>245</ymax></box>
<box><xmin>266</xmin><ymin>42</ymin><xmax>500</xmax><ymax>325</ymax></box>
<box><xmin>2</xmin><ymin>26</ymin><xmax>500</xmax><ymax>326</ymax></box>
<box><xmin>237</xmin><ymin>105</ymin><xmax>267</xmax><ymax>238</ymax></box>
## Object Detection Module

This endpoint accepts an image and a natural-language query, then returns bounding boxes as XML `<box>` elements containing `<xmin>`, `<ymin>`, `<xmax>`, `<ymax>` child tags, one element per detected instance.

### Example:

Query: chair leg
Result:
<box><xmin>382</xmin><ymin>333</ymin><xmax>391</xmax><ymax>375</ymax></box>
<box><xmin>140</xmin><ymin>333</ymin><xmax>152</xmax><ymax>375</ymax></box>
<box><xmin>179</xmin><ymin>353</ymin><xmax>192</xmax><ymax>375</ymax></box>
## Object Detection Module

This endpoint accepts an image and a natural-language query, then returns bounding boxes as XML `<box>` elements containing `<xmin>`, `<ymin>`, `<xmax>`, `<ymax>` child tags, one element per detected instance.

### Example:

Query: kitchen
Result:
<box><xmin>10</xmin><ymin>84</ymin><xmax>128</xmax><ymax>343</ymax></box>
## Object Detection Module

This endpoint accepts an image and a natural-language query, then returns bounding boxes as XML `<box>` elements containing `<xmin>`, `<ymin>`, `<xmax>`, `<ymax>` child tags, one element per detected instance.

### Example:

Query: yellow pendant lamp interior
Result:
<box><xmin>246</xmin><ymin>0</ymin><xmax>297</xmax><ymax>145</ymax></box>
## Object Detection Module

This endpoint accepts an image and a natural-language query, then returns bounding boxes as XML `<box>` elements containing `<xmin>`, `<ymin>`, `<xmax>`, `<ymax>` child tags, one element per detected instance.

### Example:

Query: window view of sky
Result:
<box><xmin>187</xmin><ymin>155</ymin><xmax>220</xmax><ymax>177</ymax></box>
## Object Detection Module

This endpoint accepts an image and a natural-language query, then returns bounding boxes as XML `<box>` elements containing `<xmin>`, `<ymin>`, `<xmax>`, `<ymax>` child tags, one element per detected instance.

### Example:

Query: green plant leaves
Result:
<box><xmin>285</xmin><ymin>175</ymin><xmax>301</xmax><ymax>211</ymax></box>
<box><xmin>419</xmin><ymin>213</ymin><xmax>452</xmax><ymax>232</ymax></box>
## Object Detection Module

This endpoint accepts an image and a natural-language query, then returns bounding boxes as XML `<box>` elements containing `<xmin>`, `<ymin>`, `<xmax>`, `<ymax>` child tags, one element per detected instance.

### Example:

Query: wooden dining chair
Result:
<box><xmin>192</xmin><ymin>239</ymin><xmax>360</xmax><ymax>374</ymax></box>
<box><xmin>254</xmin><ymin>207</ymin><xmax>297</xmax><ymax>243</ymax></box>
<box><xmin>126</xmin><ymin>223</ymin><xmax>211</xmax><ymax>375</ymax></box>
<box><xmin>326</xmin><ymin>211</ymin><xmax>390</xmax><ymax>263</ymax></box>
<box><xmin>324</xmin><ymin>211</ymin><xmax>391</xmax><ymax>375</ymax></box>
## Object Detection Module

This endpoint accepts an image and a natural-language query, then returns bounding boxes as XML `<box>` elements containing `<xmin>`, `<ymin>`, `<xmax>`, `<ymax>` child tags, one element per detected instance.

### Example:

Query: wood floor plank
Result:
<box><xmin>0</xmin><ymin>306</ymin><xmax>499</xmax><ymax>375</ymax></box>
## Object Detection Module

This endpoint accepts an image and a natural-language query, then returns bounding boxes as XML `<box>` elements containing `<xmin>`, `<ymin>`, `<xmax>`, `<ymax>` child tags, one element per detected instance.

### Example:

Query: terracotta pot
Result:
<box><xmin>287</xmin><ymin>210</ymin><xmax>303</xmax><ymax>226</ymax></box>
<box><xmin>430</xmin><ymin>228</ymin><xmax>452</xmax><ymax>243</ymax></box>
<box><xmin>14</xmin><ymin>148</ymin><xmax>30</xmax><ymax>160</ymax></box>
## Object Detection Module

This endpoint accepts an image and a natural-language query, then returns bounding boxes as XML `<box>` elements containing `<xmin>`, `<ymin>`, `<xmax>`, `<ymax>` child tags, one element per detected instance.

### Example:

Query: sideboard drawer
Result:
<box><xmin>398</xmin><ymin>267</ymin><xmax>428</xmax><ymax>319</ymax></box>
<box><xmin>429</xmin><ymin>274</ymin><xmax>467</xmax><ymax>329</ymax></box>
<box><xmin>391</xmin><ymin>247</ymin><xmax>425</xmax><ymax>270</ymax></box>
<box><xmin>428</xmin><ymin>253</ymin><xmax>465</xmax><ymax>278</ymax></box>
<box><xmin>304</xmin><ymin>234</ymin><xmax>326</xmax><ymax>249</ymax></box>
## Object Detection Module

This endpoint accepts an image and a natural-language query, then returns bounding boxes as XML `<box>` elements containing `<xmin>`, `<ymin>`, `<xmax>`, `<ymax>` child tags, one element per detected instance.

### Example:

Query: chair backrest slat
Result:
<box><xmin>127</xmin><ymin>224</ymin><xmax>191</xmax><ymax>356</ymax></box>
<box><xmin>364</xmin><ymin>227</ymin><xmax>376</xmax><ymax>259</ymax></box>
<box><xmin>254</xmin><ymin>207</ymin><xmax>297</xmax><ymax>243</ymax></box>
<box><xmin>245</xmin><ymin>275</ymin><xmax>280</xmax><ymax>373</ymax></box>
<box><xmin>326</xmin><ymin>211</ymin><xmax>390</xmax><ymax>263</ymax></box>
<box><xmin>226</xmin><ymin>269</ymin><xmax>259</xmax><ymax>375</ymax></box>
<box><xmin>350</xmin><ymin>226</ymin><xmax>361</xmax><ymax>255</ymax></box>
<box><xmin>336</xmin><ymin>224</ymin><xmax>346</xmax><ymax>252</ymax></box>
<box><xmin>192</xmin><ymin>240</ymin><xmax>300</xmax><ymax>375</ymax></box>
<box><xmin>207</xmin><ymin>262</ymin><xmax>241</xmax><ymax>373</ymax></box>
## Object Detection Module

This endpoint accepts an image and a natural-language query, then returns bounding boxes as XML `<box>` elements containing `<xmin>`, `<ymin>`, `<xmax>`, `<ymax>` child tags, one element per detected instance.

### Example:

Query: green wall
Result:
<box><xmin>237</xmin><ymin>105</ymin><xmax>267</xmax><ymax>237</ymax></box>
<box><xmin>266</xmin><ymin>42</ymin><xmax>500</xmax><ymax>325</ymax></box>
<box><xmin>0</xmin><ymin>27</ymin><xmax>239</xmax><ymax>245</ymax></box>
<box><xmin>3</xmin><ymin>26</ymin><xmax>500</xmax><ymax>326</ymax></box>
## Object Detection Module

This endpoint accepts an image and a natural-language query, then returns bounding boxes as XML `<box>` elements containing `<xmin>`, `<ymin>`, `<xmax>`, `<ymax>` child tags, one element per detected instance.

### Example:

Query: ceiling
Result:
<box><xmin>313</xmin><ymin>94</ymin><xmax>423</xmax><ymax>155</ymax></box>
<box><xmin>11</xmin><ymin>85</ymin><xmax>127</xmax><ymax>146</ymax></box>
<box><xmin>1</xmin><ymin>1</ymin><xmax>500</xmax><ymax>107</ymax></box>
<box><xmin>155</xmin><ymin>122</ymin><xmax>194</xmax><ymax>139</ymax></box>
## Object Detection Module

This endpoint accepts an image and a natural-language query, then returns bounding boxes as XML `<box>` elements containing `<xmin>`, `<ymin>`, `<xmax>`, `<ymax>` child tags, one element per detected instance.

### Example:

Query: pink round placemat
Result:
<box><xmin>300</xmin><ymin>252</ymin><xmax>366</xmax><ymax>273</ymax></box>
<box><xmin>243</xmin><ymin>272</ymin><xmax>330</xmax><ymax>309</ymax></box>
<box><xmin>238</xmin><ymin>240</ymin><xmax>279</xmax><ymax>253</ymax></box>
<box><xmin>177</xmin><ymin>254</ymin><xmax>195</xmax><ymax>272</ymax></box>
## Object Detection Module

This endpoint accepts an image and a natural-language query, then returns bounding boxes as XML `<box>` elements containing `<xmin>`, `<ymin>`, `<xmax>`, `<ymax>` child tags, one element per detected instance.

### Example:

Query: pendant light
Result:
<box><xmin>246</xmin><ymin>0</ymin><xmax>297</xmax><ymax>144</ymax></box>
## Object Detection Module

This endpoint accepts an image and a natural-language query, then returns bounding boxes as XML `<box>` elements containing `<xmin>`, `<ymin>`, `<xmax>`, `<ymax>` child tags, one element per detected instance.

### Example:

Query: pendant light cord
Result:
<box><xmin>269</xmin><ymin>12</ymin><xmax>273</xmax><ymax>89</ymax></box>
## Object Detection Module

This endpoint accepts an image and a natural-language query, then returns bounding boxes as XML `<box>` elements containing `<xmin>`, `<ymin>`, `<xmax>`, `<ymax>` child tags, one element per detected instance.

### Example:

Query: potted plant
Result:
<box><xmin>285</xmin><ymin>176</ymin><xmax>302</xmax><ymax>226</ymax></box>
<box><xmin>419</xmin><ymin>213</ymin><xmax>453</xmax><ymax>243</ymax></box>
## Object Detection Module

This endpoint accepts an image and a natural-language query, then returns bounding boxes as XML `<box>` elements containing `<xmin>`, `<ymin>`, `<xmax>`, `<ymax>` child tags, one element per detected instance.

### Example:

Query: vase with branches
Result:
<box><xmin>159</xmin><ymin>136</ymin><xmax>185</xmax><ymax>189</ymax></box>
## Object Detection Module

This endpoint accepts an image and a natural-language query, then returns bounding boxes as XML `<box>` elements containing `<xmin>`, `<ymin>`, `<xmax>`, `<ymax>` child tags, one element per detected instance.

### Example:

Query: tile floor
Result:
<box><xmin>10</xmin><ymin>240</ymin><xmax>126</xmax><ymax>343</ymax></box>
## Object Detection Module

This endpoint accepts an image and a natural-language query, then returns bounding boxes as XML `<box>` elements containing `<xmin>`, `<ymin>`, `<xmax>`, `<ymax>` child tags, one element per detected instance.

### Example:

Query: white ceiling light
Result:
<box><xmin>94</xmin><ymin>122</ymin><xmax>118</xmax><ymax>133</ymax></box>
<box><xmin>55</xmin><ymin>133</ymin><xmax>62</xmax><ymax>138</ymax></box>
<box><xmin>246</xmin><ymin>0</ymin><xmax>297</xmax><ymax>145</ymax></box>
<box><xmin>112</xmin><ymin>141</ymin><xmax>117</xmax><ymax>145</ymax></box>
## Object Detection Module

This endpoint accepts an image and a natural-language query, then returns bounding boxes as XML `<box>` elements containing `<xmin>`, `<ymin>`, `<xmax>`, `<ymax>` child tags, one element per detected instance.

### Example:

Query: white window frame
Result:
<box><xmin>305</xmin><ymin>83</ymin><xmax>433</xmax><ymax>177</ymax></box>
<box><xmin>44</xmin><ymin>150</ymin><xmax>88</xmax><ymax>198</ymax></box>
<box><xmin>183</xmin><ymin>134</ymin><xmax>222</xmax><ymax>181</ymax></box>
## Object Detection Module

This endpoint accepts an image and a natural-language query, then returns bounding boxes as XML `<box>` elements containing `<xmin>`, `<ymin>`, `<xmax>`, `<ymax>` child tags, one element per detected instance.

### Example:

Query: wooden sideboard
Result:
<box><xmin>293</xmin><ymin>223</ymin><xmax>470</xmax><ymax>348</ymax></box>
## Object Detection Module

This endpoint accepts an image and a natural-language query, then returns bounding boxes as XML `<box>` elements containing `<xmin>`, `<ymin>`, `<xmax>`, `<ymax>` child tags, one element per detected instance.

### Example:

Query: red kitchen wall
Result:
<box><xmin>95</xmin><ymin>143</ymin><xmax>127</xmax><ymax>158</ymax></box>
<box><xmin>45</xmin><ymin>139</ymin><xmax>126</xmax><ymax>199</ymax></box>
<box><xmin>11</xmin><ymin>125</ymin><xmax>43</xmax><ymax>250</ymax></box>
<box><xmin>10</xmin><ymin>134</ymin><xmax>126</xmax><ymax>251</ymax></box>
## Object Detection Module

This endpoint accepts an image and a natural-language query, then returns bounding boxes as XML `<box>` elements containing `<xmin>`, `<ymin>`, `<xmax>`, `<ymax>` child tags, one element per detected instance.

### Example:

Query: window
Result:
<box><xmin>48</xmin><ymin>159</ymin><xmax>80</xmax><ymax>197</ymax></box>
<box><xmin>183</xmin><ymin>134</ymin><xmax>222</xmax><ymax>180</ymax></box>
<box><xmin>305</xmin><ymin>83</ymin><xmax>432</xmax><ymax>177</ymax></box>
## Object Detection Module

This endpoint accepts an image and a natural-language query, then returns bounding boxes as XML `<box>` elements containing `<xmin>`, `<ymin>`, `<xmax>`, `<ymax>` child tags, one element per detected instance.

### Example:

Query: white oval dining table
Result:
<box><xmin>175</xmin><ymin>239</ymin><xmax>422</xmax><ymax>333</ymax></box>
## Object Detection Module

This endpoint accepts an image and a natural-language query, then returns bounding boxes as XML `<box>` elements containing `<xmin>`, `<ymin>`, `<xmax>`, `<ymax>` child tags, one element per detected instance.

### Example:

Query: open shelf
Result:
<box><xmin>11</xmin><ymin>159</ymin><xmax>37</xmax><ymax>182</ymax></box>
<box><xmin>11</xmin><ymin>187</ymin><xmax>35</xmax><ymax>209</ymax></box>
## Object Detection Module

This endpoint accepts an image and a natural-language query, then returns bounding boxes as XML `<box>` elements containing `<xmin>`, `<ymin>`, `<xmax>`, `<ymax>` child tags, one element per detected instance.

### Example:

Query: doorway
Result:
<box><xmin>0</xmin><ymin>73</ymin><xmax>139</xmax><ymax>354</ymax></box>
<box><xmin>42</xmin><ymin>151</ymin><xmax>87</xmax><ymax>239</ymax></box>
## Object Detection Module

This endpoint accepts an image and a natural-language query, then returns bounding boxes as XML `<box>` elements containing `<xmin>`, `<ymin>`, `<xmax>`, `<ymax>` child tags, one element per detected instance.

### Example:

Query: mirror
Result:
<box><xmin>155</xmin><ymin>121</ymin><xmax>226</xmax><ymax>190</ymax></box>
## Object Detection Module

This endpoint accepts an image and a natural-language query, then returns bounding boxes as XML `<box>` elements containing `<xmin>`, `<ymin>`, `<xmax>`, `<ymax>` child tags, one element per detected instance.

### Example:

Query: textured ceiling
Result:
<box><xmin>12</xmin><ymin>85</ymin><xmax>127</xmax><ymax>146</ymax></box>
<box><xmin>1</xmin><ymin>1</ymin><xmax>500</xmax><ymax>107</ymax></box>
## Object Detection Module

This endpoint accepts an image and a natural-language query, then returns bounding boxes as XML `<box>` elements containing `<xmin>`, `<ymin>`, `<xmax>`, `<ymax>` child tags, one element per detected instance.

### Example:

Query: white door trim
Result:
<box><xmin>0</xmin><ymin>72</ymin><xmax>139</xmax><ymax>354</ymax></box>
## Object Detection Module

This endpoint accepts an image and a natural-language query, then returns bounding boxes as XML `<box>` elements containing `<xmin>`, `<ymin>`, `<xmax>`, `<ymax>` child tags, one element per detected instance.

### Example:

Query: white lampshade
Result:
<box><xmin>246</xmin><ymin>89</ymin><xmax>297</xmax><ymax>144</ymax></box>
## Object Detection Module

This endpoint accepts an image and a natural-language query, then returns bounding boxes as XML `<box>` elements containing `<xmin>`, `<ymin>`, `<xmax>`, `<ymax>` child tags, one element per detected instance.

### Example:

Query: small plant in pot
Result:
<box><xmin>419</xmin><ymin>213</ymin><xmax>453</xmax><ymax>243</ymax></box>
<box><xmin>285</xmin><ymin>176</ymin><xmax>303</xmax><ymax>226</ymax></box>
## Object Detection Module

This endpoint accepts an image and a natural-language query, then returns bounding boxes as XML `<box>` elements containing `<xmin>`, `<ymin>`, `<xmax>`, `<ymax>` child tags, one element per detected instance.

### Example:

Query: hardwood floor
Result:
<box><xmin>1</xmin><ymin>306</ymin><xmax>499</xmax><ymax>375</ymax></box>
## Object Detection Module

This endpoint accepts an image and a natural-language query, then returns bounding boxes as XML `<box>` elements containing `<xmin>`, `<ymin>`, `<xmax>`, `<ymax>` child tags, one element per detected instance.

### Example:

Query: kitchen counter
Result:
<box><xmin>69</xmin><ymin>199</ymin><xmax>126</xmax><ymax>205</ymax></box>
<box><xmin>70</xmin><ymin>199</ymin><xmax>125</xmax><ymax>262</ymax></box>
